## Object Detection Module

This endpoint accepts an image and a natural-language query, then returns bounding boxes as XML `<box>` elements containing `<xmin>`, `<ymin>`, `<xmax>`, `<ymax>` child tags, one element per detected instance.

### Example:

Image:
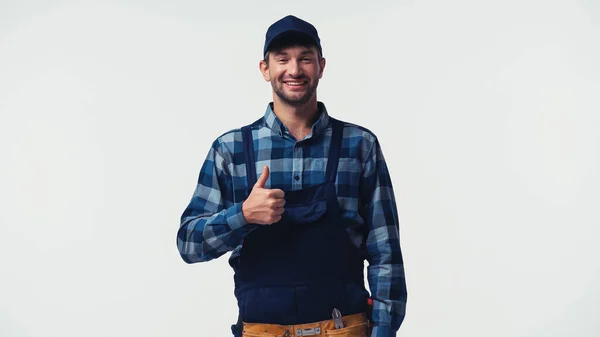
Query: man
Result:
<box><xmin>177</xmin><ymin>15</ymin><xmax>407</xmax><ymax>337</ymax></box>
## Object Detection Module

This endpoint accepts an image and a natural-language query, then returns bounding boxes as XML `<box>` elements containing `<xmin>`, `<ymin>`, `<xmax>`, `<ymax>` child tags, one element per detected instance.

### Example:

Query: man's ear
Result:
<box><xmin>318</xmin><ymin>57</ymin><xmax>326</xmax><ymax>79</ymax></box>
<box><xmin>259</xmin><ymin>59</ymin><xmax>270</xmax><ymax>82</ymax></box>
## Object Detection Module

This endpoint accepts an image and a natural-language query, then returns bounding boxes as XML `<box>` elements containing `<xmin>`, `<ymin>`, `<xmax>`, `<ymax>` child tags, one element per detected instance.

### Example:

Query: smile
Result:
<box><xmin>284</xmin><ymin>81</ymin><xmax>307</xmax><ymax>87</ymax></box>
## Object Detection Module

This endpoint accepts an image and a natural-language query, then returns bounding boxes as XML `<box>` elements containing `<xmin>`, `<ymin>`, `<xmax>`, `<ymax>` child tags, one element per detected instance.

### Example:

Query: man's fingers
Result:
<box><xmin>273</xmin><ymin>198</ymin><xmax>286</xmax><ymax>208</ymax></box>
<box><xmin>268</xmin><ymin>189</ymin><xmax>285</xmax><ymax>199</ymax></box>
<box><xmin>254</xmin><ymin>165</ymin><xmax>270</xmax><ymax>188</ymax></box>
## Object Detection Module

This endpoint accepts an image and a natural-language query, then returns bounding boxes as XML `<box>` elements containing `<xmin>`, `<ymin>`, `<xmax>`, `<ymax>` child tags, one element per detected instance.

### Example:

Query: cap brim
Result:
<box><xmin>265</xmin><ymin>30</ymin><xmax>320</xmax><ymax>55</ymax></box>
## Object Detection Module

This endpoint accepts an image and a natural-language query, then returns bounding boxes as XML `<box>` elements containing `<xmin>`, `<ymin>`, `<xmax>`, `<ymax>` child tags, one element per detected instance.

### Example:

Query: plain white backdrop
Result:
<box><xmin>1</xmin><ymin>0</ymin><xmax>599</xmax><ymax>336</ymax></box>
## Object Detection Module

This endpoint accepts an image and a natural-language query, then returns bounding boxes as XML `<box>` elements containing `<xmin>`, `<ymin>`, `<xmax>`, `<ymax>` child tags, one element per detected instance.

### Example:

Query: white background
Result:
<box><xmin>1</xmin><ymin>0</ymin><xmax>599</xmax><ymax>336</ymax></box>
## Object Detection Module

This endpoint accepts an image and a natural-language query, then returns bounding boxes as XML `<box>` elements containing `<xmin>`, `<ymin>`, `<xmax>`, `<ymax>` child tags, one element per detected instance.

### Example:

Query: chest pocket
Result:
<box><xmin>281</xmin><ymin>198</ymin><xmax>327</xmax><ymax>225</ymax></box>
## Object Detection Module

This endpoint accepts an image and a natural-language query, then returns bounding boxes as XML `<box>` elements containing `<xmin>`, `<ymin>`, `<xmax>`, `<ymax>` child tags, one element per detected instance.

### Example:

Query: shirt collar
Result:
<box><xmin>263</xmin><ymin>101</ymin><xmax>331</xmax><ymax>140</ymax></box>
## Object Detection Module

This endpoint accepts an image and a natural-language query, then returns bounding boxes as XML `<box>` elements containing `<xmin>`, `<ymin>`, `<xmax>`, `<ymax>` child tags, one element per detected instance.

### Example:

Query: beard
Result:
<box><xmin>271</xmin><ymin>78</ymin><xmax>318</xmax><ymax>106</ymax></box>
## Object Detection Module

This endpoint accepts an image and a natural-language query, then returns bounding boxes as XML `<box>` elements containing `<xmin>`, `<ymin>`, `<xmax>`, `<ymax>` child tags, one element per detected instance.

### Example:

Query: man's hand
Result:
<box><xmin>242</xmin><ymin>166</ymin><xmax>286</xmax><ymax>225</ymax></box>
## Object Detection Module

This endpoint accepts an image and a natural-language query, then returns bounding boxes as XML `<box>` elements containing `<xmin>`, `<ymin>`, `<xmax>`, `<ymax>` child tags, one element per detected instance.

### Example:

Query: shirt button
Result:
<box><xmin>294</xmin><ymin>175</ymin><xmax>300</xmax><ymax>181</ymax></box>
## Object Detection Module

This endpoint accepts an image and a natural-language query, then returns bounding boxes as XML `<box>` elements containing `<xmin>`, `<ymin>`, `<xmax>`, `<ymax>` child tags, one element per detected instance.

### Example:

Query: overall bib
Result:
<box><xmin>231</xmin><ymin>118</ymin><xmax>369</xmax><ymax>336</ymax></box>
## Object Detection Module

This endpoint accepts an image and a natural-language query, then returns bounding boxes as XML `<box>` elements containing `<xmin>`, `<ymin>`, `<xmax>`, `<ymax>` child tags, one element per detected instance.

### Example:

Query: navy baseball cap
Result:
<box><xmin>263</xmin><ymin>15</ymin><xmax>322</xmax><ymax>57</ymax></box>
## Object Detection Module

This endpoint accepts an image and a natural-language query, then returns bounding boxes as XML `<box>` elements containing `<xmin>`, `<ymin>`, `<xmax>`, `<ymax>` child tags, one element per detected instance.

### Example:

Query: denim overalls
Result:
<box><xmin>231</xmin><ymin>118</ymin><xmax>369</xmax><ymax>336</ymax></box>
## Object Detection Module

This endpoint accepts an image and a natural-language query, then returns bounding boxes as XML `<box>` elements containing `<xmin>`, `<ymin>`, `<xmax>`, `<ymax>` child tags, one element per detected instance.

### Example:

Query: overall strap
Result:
<box><xmin>325</xmin><ymin>118</ymin><xmax>344</xmax><ymax>183</ymax></box>
<box><xmin>241</xmin><ymin>125</ymin><xmax>257</xmax><ymax>190</ymax></box>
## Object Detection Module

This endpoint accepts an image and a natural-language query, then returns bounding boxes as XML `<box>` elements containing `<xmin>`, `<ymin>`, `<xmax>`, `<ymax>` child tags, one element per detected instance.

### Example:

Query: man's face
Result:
<box><xmin>260</xmin><ymin>45</ymin><xmax>326</xmax><ymax>107</ymax></box>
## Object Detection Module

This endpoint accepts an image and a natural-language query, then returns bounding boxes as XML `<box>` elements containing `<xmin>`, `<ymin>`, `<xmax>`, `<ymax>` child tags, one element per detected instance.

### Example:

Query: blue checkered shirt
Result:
<box><xmin>177</xmin><ymin>102</ymin><xmax>407</xmax><ymax>336</ymax></box>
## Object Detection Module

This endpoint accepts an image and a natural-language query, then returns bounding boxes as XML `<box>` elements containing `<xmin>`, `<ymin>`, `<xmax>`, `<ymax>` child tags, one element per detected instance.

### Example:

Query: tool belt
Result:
<box><xmin>241</xmin><ymin>312</ymin><xmax>370</xmax><ymax>337</ymax></box>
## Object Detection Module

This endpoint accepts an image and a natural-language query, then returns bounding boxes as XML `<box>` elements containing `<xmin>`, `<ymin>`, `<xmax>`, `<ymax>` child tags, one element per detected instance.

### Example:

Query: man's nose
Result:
<box><xmin>287</xmin><ymin>60</ymin><xmax>302</xmax><ymax>77</ymax></box>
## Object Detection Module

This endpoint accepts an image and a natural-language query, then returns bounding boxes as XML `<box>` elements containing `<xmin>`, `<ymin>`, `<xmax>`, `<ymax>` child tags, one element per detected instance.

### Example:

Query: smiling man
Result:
<box><xmin>177</xmin><ymin>15</ymin><xmax>407</xmax><ymax>337</ymax></box>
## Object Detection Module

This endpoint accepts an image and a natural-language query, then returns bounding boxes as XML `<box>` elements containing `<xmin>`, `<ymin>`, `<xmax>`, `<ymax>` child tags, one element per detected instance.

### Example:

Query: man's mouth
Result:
<box><xmin>283</xmin><ymin>80</ymin><xmax>307</xmax><ymax>87</ymax></box>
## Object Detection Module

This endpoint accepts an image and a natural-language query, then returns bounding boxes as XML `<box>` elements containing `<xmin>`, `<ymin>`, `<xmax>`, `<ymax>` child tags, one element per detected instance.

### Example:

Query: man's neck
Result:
<box><xmin>272</xmin><ymin>97</ymin><xmax>320</xmax><ymax>141</ymax></box>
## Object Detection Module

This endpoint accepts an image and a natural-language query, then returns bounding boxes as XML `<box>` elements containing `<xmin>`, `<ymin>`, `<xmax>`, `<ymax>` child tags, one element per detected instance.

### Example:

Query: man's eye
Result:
<box><xmin>302</xmin><ymin>58</ymin><xmax>312</xmax><ymax>62</ymax></box>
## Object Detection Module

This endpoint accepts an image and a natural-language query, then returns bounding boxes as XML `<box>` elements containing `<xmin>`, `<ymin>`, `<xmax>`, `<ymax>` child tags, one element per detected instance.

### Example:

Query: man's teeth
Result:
<box><xmin>285</xmin><ymin>82</ymin><xmax>304</xmax><ymax>85</ymax></box>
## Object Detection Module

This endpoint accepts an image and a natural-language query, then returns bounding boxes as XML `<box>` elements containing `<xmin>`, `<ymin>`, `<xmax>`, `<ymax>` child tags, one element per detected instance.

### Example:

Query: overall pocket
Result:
<box><xmin>240</xmin><ymin>287</ymin><xmax>297</xmax><ymax>324</ymax></box>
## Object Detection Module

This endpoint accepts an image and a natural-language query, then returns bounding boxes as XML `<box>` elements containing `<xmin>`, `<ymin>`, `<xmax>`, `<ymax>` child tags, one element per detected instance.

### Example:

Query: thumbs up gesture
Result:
<box><xmin>241</xmin><ymin>166</ymin><xmax>286</xmax><ymax>225</ymax></box>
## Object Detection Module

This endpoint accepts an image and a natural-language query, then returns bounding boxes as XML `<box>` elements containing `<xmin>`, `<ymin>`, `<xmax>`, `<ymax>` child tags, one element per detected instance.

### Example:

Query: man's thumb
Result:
<box><xmin>255</xmin><ymin>165</ymin><xmax>269</xmax><ymax>188</ymax></box>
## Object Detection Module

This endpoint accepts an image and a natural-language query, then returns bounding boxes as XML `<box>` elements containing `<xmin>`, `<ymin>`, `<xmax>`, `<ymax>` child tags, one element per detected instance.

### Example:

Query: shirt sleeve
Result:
<box><xmin>359</xmin><ymin>138</ymin><xmax>408</xmax><ymax>337</ymax></box>
<box><xmin>177</xmin><ymin>139</ymin><xmax>254</xmax><ymax>263</ymax></box>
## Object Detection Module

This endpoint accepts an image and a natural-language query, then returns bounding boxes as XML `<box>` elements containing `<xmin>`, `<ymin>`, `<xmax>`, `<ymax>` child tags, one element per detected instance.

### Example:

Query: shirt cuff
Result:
<box><xmin>227</xmin><ymin>202</ymin><xmax>249</xmax><ymax>231</ymax></box>
<box><xmin>371</xmin><ymin>325</ymin><xmax>395</xmax><ymax>337</ymax></box>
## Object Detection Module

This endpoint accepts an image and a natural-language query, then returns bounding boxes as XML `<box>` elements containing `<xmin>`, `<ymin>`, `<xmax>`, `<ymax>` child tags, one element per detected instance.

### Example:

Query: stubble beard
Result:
<box><xmin>271</xmin><ymin>79</ymin><xmax>318</xmax><ymax>107</ymax></box>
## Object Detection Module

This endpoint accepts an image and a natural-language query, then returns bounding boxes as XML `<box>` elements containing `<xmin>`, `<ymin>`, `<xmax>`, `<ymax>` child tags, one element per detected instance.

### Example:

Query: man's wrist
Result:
<box><xmin>241</xmin><ymin>200</ymin><xmax>253</xmax><ymax>224</ymax></box>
